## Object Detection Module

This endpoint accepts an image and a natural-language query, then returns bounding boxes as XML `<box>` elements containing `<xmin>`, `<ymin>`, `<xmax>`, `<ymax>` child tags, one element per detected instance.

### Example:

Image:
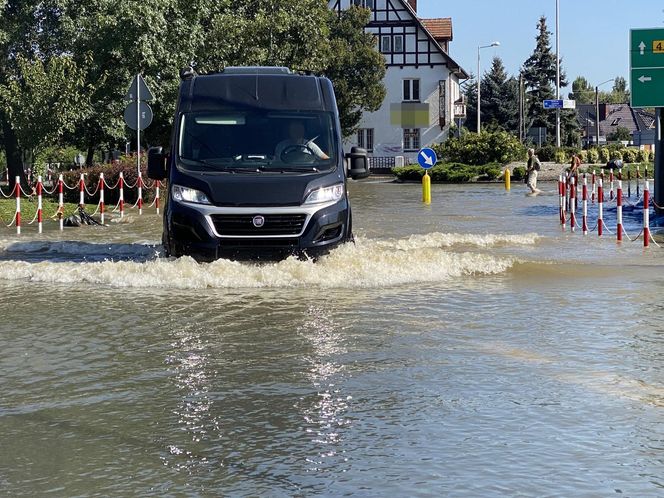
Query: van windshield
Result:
<box><xmin>178</xmin><ymin>110</ymin><xmax>337</xmax><ymax>172</ymax></box>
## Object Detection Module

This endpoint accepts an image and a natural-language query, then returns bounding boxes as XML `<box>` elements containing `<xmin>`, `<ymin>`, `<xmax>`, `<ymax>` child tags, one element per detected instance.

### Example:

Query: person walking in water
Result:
<box><xmin>526</xmin><ymin>148</ymin><xmax>541</xmax><ymax>194</ymax></box>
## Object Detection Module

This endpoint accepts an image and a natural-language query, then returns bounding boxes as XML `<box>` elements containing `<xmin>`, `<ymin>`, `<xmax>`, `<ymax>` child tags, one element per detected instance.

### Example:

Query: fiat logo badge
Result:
<box><xmin>252</xmin><ymin>215</ymin><xmax>265</xmax><ymax>228</ymax></box>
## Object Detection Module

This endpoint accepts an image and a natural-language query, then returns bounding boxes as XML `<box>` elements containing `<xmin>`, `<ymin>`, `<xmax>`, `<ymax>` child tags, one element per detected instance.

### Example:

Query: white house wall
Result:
<box><xmin>330</xmin><ymin>0</ymin><xmax>466</xmax><ymax>163</ymax></box>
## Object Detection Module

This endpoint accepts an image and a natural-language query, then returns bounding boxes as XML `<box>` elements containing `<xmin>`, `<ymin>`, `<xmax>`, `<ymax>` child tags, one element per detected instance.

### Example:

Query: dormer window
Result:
<box><xmin>610</xmin><ymin>117</ymin><xmax>621</xmax><ymax>126</ymax></box>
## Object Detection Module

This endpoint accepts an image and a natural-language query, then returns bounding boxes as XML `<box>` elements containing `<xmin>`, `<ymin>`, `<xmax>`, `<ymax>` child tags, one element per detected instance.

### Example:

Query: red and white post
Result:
<box><xmin>99</xmin><ymin>173</ymin><xmax>105</xmax><ymax>225</ymax></box>
<box><xmin>37</xmin><ymin>175</ymin><xmax>43</xmax><ymax>234</ymax></box>
<box><xmin>616</xmin><ymin>180</ymin><xmax>623</xmax><ymax>242</ymax></box>
<box><xmin>119</xmin><ymin>172</ymin><xmax>125</xmax><ymax>218</ymax></box>
<box><xmin>15</xmin><ymin>176</ymin><xmax>21</xmax><ymax>235</ymax></box>
<box><xmin>591</xmin><ymin>170</ymin><xmax>596</xmax><ymax>204</ymax></box>
<box><xmin>610</xmin><ymin>169</ymin><xmax>614</xmax><ymax>201</ymax></box>
<box><xmin>569</xmin><ymin>176</ymin><xmax>576</xmax><ymax>232</ymax></box>
<box><xmin>155</xmin><ymin>180</ymin><xmax>160</xmax><ymax>215</ymax></box>
<box><xmin>644</xmin><ymin>180</ymin><xmax>650</xmax><ymax>248</ymax></box>
<box><xmin>582</xmin><ymin>174</ymin><xmax>588</xmax><ymax>235</ymax></box>
<box><xmin>598</xmin><ymin>178</ymin><xmax>604</xmax><ymax>237</ymax></box>
<box><xmin>138</xmin><ymin>172</ymin><xmax>143</xmax><ymax>215</ymax></box>
<box><xmin>558</xmin><ymin>175</ymin><xmax>564</xmax><ymax>226</ymax></box>
<box><xmin>58</xmin><ymin>174</ymin><xmax>64</xmax><ymax>230</ymax></box>
<box><xmin>79</xmin><ymin>173</ymin><xmax>85</xmax><ymax>208</ymax></box>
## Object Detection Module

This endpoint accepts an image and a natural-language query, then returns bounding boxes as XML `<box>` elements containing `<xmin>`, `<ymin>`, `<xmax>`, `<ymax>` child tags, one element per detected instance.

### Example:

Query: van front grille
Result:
<box><xmin>210</xmin><ymin>214</ymin><xmax>307</xmax><ymax>236</ymax></box>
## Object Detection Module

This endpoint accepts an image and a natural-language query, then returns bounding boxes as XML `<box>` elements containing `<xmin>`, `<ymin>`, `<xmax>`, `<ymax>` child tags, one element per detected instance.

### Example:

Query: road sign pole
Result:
<box><xmin>136</xmin><ymin>75</ymin><xmax>141</xmax><ymax>176</ymax></box>
<box><xmin>655</xmin><ymin>108</ymin><xmax>664</xmax><ymax>215</ymax></box>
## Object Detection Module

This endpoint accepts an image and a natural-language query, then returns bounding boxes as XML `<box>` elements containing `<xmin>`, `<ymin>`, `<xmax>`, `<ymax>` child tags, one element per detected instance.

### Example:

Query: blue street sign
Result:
<box><xmin>418</xmin><ymin>147</ymin><xmax>437</xmax><ymax>169</ymax></box>
<box><xmin>543</xmin><ymin>99</ymin><xmax>563</xmax><ymax>109</ymax></box>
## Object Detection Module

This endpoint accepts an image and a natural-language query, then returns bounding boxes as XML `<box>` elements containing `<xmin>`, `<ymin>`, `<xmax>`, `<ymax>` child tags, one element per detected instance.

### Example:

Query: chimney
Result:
<box><xmin>407</xmin><ymin>0</ymin><xmax>417</xmax><ymax>12</ymax></box>
<box><xmin>599</xmin><ymin>103</ymin><xmax>608</xmax><ymax>122</ymax></box>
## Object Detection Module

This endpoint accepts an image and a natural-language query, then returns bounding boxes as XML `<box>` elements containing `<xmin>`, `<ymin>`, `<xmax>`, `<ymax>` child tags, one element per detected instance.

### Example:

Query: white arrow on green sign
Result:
<box><xmin>630</xmin><ymin>28</ymin><xmax>664</xmax><ymax>108</ymax></box>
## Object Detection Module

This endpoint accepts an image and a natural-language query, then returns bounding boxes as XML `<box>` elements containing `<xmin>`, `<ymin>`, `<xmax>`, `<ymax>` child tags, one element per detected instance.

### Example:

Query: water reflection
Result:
<box><xmin>162</xmin><ymin>323</ymin><xmax>219</xmax><ymax>473</ymax></box>
<box><xmin>297</xmin><ymin>305</ymin><xmax>352</xmax><ymax>473</ymax></box>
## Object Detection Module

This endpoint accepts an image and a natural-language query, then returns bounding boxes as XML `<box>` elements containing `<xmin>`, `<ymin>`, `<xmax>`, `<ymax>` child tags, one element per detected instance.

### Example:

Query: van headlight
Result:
<box><xmin>172</xmin><ymin>184</ymin><xmax>211</xmax><ymax>204</ymax></box>
<box><xmin>304</xmin><ymin>184</ymin><xmax>344</xmax><ymax>205</ymax></box>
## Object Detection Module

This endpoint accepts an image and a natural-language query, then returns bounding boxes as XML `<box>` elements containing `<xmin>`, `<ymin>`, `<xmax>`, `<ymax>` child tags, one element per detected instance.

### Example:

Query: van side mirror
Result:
<box><xmin>147</xmin><ymin>146</ymin><xmax>167</xmax><ymax>180</ymax></box>
<box><xmin>346</xmin><ymin>146</ymin><xmax>370</xmax><ymax>180</ymax></box>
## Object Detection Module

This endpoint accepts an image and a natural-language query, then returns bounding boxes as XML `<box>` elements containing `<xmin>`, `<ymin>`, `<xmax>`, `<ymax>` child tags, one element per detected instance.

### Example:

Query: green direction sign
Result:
<box><xmin>631</xmin><ymin>67</ymin><xmax>664</xmax><ymax>107</ymax></box>
<box><xmin>630</xmin><ymin>28</ymin><xmax>664</xmax><ymax>107</ymax></box>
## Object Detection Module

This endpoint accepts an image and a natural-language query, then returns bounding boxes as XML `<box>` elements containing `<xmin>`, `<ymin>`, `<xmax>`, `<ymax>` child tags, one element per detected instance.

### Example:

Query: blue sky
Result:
<box><xmin>417</xmin><ymin>0</ymin><xmax>664</xmax><ymax>93</ymax></box>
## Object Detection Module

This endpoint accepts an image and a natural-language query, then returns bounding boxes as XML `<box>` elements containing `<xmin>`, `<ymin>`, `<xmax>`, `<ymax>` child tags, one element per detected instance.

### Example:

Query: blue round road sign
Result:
<box><xmin>417</xmin><ymin>147</ymin><xmax>437</xmax><ymax>169</ymax></box>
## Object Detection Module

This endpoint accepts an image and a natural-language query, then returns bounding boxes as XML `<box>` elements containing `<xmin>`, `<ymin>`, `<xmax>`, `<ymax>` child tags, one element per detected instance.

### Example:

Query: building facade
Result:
<box><xmin>329</xmin><ymin>0</ymin><xmax>468</xmax><ymax>164</ymax></box>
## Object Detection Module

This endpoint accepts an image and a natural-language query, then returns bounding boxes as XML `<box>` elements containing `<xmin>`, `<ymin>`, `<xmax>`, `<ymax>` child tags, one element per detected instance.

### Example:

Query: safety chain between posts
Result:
<box><xmin>0</xmin><ymin>174</ymin><xmax>164</xmax><ymax>235</ymax></box>
<box><xmin>559</xmin><ymin>172</ymin><xmax>659</xmax><ymax>248</ymax></box>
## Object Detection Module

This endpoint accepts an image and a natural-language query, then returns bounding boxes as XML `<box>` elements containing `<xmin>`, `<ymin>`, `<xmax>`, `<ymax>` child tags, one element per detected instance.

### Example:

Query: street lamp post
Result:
<box><xmin>477</xmin><ymin>41</ymin><xmax>500</xmax><ymax>134</ymax></box>
<box><xmin>595</xmin><ymin>78</ymin><xmax>615</xmax><ymax>146</ymax></box>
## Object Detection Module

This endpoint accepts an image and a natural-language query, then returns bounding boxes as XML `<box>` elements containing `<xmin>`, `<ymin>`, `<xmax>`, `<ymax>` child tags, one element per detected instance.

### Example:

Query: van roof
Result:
<box><xmin>179</xmin><ymin>70</ymin><xmax>336</xmax><ymax>113</ymax></box>
<box><xmin>220</xmin><ymin>66</ymin><xmax>292</xmax><ymax>75</ymax></box>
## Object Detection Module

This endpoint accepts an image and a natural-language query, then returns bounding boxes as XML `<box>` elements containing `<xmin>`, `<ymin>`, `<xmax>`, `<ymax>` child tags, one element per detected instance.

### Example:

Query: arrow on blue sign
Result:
<box><xmin>418</xmin><ymin>147</ymin><xmax>437</xmax><ymax>169</ymax></box>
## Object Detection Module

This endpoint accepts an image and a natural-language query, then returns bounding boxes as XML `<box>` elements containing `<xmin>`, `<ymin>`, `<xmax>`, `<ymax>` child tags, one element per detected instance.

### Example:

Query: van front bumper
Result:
<box><xmin>165</xmin><ymin>198</ymin><xmax>350</xmax><ymax>261</ymax></box>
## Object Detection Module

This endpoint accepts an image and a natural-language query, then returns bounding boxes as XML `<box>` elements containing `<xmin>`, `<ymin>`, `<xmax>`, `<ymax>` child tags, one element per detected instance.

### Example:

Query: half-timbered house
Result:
<box><xmin>329</xmin><ymin>0</ymin><xmax>469</xmax><ymax>166</ymax></box>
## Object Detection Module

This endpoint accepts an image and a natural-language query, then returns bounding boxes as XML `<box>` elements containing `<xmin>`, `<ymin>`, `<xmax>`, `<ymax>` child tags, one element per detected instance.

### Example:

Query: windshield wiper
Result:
<box><xmin>269</xmin><ymin>166</ymin><xmax>320</xmax><ymax>173</ymax></box>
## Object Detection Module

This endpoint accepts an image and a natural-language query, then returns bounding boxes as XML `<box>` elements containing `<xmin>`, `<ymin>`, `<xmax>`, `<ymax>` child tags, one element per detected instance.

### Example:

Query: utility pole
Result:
<box><xmin>595</xmin><ymin>86</ymin><xmax>600</xmax><ymax>146</ymax></box>
<box><xmin>555</xmin><ymin>0</ymin><xmax>561</xmax><ymax>147</ymax></box>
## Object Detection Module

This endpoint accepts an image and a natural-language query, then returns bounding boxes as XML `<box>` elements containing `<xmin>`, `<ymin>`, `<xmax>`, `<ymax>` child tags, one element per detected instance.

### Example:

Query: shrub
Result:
<box><xmin>609</xmin><ymin>149</ymin><xmax>623</xmax><ymax>161</ymax></box>
<box><xmin>578</xmin><ymin>150</ymin><xmax>588</xmax><ymax>163</ymax></box>
<box><xmin>435</xmin><ymin>130</ymin><xmax>525</xmax><ymax>165</ymax></box>
<box><xmin>587</xmin><ymin>148</ymin><xmax>600</xmax><ymax>164</ymax></box>
<box><xmin>636</xmin><ymin>149</ymin><xmax>650</xmax><ymax>163</ymax></box>
<box><xmin>392</xmin><ymin>165</ymin><xmax>423</xmax><ymax>181</ymax></box>
<box><xmin>536</xmin><ymin>144</ymin><xmax>557</xmax><ymax>162</ymax></box>
<box><xmin>648</xmin><ymin>151</ymin><xmax>655</xmax><ymax>162</ymax></box>
<box><xmin>598</xmin><ymin>147</ymin><xmax>611</xmax><ymax>163</ymax></box>
<box><xmin>393</xmin><ymin>162</ymin><xmax>504</xmax><ymax>183</ymax></box>
<box><xmin>553</xmin><ymin>150</ymin><xmax>568</xmax><ymax>164</ymax></box>
<box><xmin>511</xmin><ymin>166</ymin><xmax>527</xmax><ymax>180</ymax></box>
<box><xmin>479</xmin><ymin>164</ymin><xmax>502</xmax><ymax>180</ymax></box>
<box><xmin>621</xmin><ymin>148</ymin><xmax>637</xmax><ymax>163</ymax></box>
<box><xmin>58</xmin><ymin>156</ymin><xmax>155</xmax><ymax>205</ymax></box>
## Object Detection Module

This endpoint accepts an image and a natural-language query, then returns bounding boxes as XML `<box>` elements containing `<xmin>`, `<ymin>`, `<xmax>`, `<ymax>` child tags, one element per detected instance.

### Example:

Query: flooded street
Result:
<box><xmin>0</xmin><ymin>180</ymin><xmax>662</xmax><ymax>496</ymax></box>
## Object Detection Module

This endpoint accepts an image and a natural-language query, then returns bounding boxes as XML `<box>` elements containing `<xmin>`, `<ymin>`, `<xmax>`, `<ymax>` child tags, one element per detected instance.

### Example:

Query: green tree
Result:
<box><xmin>480</xmin><ymin>56</ymin><xmax>519</xmax><ymax>134</ymax></box>
<box><xmin>462</xmin><ymin>76</ymin><xmax>478</xmax><ymax>132</ymax></box>
<box><xmin>607</xmin><ymin>126</ymin><xmax>631</xmax><ymax>142</ymax></box>
<box><xmin>522</xmin><ymin>16</ymin><xmax>578</xmax><ymax>145</ymax></box>
<box><xmin>0</xmin><ymin>0</ymin><xmax>81</xmax><ymax>186</ymax></box>
<box><xmin>0</xmin><ymin>54</ymin><xmax>89</xmax><ymax>159</ymax></box>
<box><xmin>324</xmin><ymin>5</ymin><xmax>386</xmax><ymax>137</ymax></box>
<box><xmin>568</xmin><ymin>76</ymin><xmax>594</xmax><ymax>104</ymax></box>
<box><xmin>610</xmin><ymin>76</ymin><xmax>630</xmax><ymax>103</ymax></box>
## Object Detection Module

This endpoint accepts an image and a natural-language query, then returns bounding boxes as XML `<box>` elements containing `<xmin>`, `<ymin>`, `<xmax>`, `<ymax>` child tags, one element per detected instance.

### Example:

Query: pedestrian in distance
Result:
<box><xmin>526</xmin><ymin>148</ymin><xmax>541</xmax><ymax>195</ymax></box>
<box><xmin>568</xmin><ymin>153</ymin><xmax>581</xmax><ymax>176</ymax></box>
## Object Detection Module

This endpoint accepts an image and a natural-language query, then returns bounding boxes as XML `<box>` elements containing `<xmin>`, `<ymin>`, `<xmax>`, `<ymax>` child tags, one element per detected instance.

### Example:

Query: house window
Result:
<box><xmin>381</xmin><ymin>35</ymin><xmax>391</xmax><ymax>53</ymax></box>
<box><xmin>403</xmin><ymin>79</ymin><xmax>420</xmax><ymax>101</ymax></box>
<box><xmin>352</xmin><ymin>0</ymin><xmax>374</xmax><ymax>8</ymax></box>
<box><xmin>403</xmin><ymin>128</ymin><xmax>420</xmax><ymax>151</ymax></box>
<box><xmin>394</xmin><ymin>35</ymin><xmax>404</xmax><ymax>53</ymax></box>
<box><xmin>357</xmin><ymin>128</ymin><xmax>374</xmax><ymax>152</ymax></box>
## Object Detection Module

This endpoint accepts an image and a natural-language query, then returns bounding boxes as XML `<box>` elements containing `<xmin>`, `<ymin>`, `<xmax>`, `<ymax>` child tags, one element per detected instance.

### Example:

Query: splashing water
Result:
<box><xmin>0</xmin><ymin>232</ymin><xmax>540</xmax><ymax>289</ymax></box>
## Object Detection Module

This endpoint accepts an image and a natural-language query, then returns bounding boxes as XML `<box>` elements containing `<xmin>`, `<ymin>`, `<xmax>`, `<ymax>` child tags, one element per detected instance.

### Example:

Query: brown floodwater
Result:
<box><xmin>0</xmin><ymin>180</ymin><xmax>662</xmax><ymax>496</ymax></box>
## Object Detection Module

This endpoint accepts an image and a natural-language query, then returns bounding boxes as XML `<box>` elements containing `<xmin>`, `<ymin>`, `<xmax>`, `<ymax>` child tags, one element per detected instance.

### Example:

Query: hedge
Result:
<box><xmin>393</xmin><ymin>162</ymin><xmax>503</xmax><ymax>182</ymax></box>
<box><xmin>59</xmin><ymin>156</ymin><xmax>157</xmax><ymax>205</ymax></box>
